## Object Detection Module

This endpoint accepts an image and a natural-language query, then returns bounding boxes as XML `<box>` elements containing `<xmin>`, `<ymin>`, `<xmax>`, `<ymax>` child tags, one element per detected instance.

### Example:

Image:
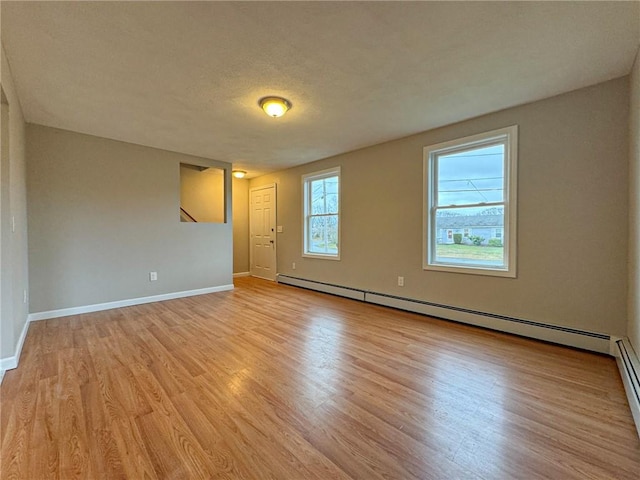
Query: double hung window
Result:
<box><xmin>303</xmin><ymin>167</ymin><xmax>340</xmax><ymax>259</ymax></box>
<box><xmin>424</xmin><ymin>126</ymin><xmax>517</xmax><ymax>277</ymax></box>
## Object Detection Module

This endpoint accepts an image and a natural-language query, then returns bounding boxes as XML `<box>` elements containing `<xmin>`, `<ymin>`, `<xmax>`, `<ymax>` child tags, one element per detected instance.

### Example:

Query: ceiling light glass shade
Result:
<box><xmin>232</xmin><ymin>170</ymin><xmax>247</xmax><ymax>178</ymax></box>
<box><xmin>259</xmin><ymin>96</ymin><xmax>291</xmax><ymax>117</ymax></box>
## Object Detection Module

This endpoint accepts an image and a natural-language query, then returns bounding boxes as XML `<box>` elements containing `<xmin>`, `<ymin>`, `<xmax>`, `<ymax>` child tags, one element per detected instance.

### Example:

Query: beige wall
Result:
<box><xmin>27</xmin><ymin>125</ymin><xmax>233</xmax><ymax>313</ymax></box>
<box><xmin>0</xmin><ymin>43</ymin><xmax>28</xmax><ymax>363</ymax></box>
<box><xmin>180</xmin><ymin>164</ymin><xmax>226</xmax><ymax>223</ymax></box>
<box><xmin>251</xmin><ymin>78</ymin><xmax>630</xmax><ymax>337</ymax></box>
<box><xmin>629</xmin><ymin>48</ymin><xmax>640</xmax><ymax>354</ymax></box>
<box><xmin>232</xmin><ymin>177</ymin><xmax>249</xmax><ymax>274</ymax></box>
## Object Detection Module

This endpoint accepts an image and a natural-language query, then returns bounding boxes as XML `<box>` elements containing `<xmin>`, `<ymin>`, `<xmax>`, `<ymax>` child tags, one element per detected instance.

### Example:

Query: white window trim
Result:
<box><xmin>302</xmin><ymin>166</ymin><xmax>341</xmax><ymax>260</ymax></box>
<box><xmin>423</xmin><ymin>126</ymin><xmax>518</xmax><ymax>278</ymax></box>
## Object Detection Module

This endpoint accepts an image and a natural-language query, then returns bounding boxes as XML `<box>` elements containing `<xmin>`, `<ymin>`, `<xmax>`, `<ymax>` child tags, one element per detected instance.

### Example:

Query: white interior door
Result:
<box><xmin>250</xmin><ymin>184</ymin><xmax>277</xmax><ymax>280</ymax></box>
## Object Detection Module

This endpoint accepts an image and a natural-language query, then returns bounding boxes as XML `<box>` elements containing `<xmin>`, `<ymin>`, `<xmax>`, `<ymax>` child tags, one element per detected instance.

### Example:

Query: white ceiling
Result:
<box><xmin>1</xmin><ymin>2</ymin><xmax>639</xmax><ymax>178</ymax></box>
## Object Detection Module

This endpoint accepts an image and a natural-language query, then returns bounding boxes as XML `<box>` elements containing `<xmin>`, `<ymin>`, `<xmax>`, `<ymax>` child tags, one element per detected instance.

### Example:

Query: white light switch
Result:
<box><xmin>277</xmin><ymin>226</ymin><xmax>283</xmax><ymax>233</ymax></box>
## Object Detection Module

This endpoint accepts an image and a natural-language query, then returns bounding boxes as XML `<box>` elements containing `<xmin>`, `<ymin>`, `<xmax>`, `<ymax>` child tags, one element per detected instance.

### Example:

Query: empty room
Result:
<box><xmin>1</xmin><ymin>1</ymin><xmax>640</xmax><ymax>479</ymax></box>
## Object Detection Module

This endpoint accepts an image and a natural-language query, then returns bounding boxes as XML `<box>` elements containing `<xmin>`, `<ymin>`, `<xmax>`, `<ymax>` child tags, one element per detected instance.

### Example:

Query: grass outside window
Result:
<box><xmin>435</xmin><ymin>244</ymin><xmax>503</xmax><ymax>261</ymax></box>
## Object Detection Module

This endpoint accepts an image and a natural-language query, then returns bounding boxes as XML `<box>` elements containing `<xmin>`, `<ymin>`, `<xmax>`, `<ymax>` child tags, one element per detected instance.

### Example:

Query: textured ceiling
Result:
<box><xmin>1</xmin><ymin>1</ymin><xmax>639</xmax><ymax>177</ymax></box>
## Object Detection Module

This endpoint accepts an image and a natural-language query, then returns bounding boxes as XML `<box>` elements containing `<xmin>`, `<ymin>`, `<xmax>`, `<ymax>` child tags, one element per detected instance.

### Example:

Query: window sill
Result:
<box><xmin>303</xmin><ymin>252</ymin><xmax>341</xmax><ymax>261</ymax></box>
<box><xmin>424</xmin><ymin>262</ymin><xmax>516</xmax><ymax>278</ymax></box>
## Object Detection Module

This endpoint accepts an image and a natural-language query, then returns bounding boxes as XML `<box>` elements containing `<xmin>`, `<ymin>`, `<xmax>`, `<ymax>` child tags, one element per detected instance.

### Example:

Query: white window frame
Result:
<box><xmin>423</xmin><ymin>126</ymin><xmax>518</xmax><ymax>277</ymax></box>
<box><xmin>302</xmin><ymin>167</ymin><xmax>341</xmax><ymax>260</ymax></box>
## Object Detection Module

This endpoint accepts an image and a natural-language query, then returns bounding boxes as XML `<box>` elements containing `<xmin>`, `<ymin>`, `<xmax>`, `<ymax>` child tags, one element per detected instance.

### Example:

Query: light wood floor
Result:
<box><xmin>1</xmin><ymin>277</ymin><xmax>639</xmax><ymax>479</ymax></box>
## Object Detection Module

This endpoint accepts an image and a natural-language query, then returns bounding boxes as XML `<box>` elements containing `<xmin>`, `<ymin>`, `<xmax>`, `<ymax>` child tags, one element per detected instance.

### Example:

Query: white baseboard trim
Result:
<box><xmin>0</xmin><ymin>316</ymin><xmax>31</xmax><ymax>383</ymax></box>
<box><xmin>613</xmin><ymin>337</ymin><xmax>640</xmax><ymax>438</ymax></box>
<box><xmin>276</xmin><ymin>275</ymin><xmax>610</xmax><ymax>353</ymax></box>
<box><xmin>278</xmin><ymin>274</ymin><xmax>365</xmax><ymax>301</ymax></box>
<box><xmin>233</xmin><ymin>272</ymin><xmax>251</xmax><ymax>278</ymax></box>
<box><xmin>28</xmin><ymin>284</ymin><xmax>234</xmax><ymax>322</ymax></box>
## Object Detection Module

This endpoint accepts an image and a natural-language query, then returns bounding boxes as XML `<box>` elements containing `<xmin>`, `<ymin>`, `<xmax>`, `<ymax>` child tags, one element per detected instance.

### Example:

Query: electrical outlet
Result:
<box><xmin>149</xmin><ymin>271</ymin><xmax>158</xmax><ymax>282</ymax></box>
<box><xmin>292</xmin><ymin>262</ymin><xmax>296</xmax><ymax>270</ymax></box>
<box><xmin>398</xmin><ymin>276</ymin><xmax>404</xmax><ymax>287</ymax></box>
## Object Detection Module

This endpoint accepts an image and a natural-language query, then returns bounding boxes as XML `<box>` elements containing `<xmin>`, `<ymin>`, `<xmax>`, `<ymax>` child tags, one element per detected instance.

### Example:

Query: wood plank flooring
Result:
<box><xmin>2</xmin><ymin>276</ymin><xmax>639</xmax><ymax>479</ymax></box>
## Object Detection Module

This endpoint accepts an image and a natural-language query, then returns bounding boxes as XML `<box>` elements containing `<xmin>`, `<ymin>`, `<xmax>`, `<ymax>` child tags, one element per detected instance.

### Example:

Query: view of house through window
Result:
<box><xmin>424</xmin><ymin>126</ymin><xmax>517</xmax><ymax>277</ymax></box>
<box><xmin>302</xmin><ymin>167</ymin><xmax>340</xmax><ymax>258</ymax></box>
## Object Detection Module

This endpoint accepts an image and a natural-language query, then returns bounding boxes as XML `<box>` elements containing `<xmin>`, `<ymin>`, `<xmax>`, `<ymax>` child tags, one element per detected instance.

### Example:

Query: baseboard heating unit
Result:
<box><xmin>277</xmin><ymin>275</ymin><xmax>365</xmax><ymax>301</ymax></box>
<box><xmin>277</xmin><ymin>274</ymin><xmax>610</xmax><ymax>354</ymax></box>
<box><xmin>615</xmin><ymin>338</ymin><xmax>640</xmax><ymax>438</ymax></box>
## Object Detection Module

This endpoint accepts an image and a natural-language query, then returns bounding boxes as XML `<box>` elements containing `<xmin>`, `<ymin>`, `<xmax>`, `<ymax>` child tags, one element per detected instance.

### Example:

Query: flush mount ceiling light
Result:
<box><xmin>259</xmin><ymin>96</ymin><xmax>292</xmax><ymax>118</ymax></box>
<box><xmin>232</xmin><ymin>170</ymin><xmax>247</xmax><ymax>179</ymax></box>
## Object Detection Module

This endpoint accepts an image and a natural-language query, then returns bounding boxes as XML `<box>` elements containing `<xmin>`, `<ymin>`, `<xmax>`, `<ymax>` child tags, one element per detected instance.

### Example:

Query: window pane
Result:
<box><xmin>325</xmin><ymin>192</ymin><xmax>338</xmax><ymax>214</ymax></box>
<box><xmin>311</xmin><ymin>180</ymin><xmax>326</xmax><ymax>214</ymax></box>
<box><xmin>309</xmin><ymin>214</ymin><xmax>339</xmax><ymax>254</ymax></box>
<box><xmin>325</xmin><ymin>176</ymin><xmax>339</xmax><ymax>214</ymax></box>
<box><xmin>310</xmin><ymin>177</ymin><xmax>339</xmax><ymax>215</ymax></box>
<box><xmin>434</xmin><ymin>206</ymin><xmax>505</xmax><ymax>267</ymax></box>
<box><xmin>437</xmin><ymin>144</ymin><xmax>504</xmax><ymax>206</ymax></box>
<box><xmin>309</xmin><ymin>216</ymin><xmax>325</xmax><ymax>252</ymax></box>
<box><xmin>311</xmin><ymin>196</ymin><xmax>325</xmax><ymax>214</ymax></box>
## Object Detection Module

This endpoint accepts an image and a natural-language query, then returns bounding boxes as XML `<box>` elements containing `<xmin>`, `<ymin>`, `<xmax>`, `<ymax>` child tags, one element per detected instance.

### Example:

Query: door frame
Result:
<box><xmin>249</xmin><ymin>183</ymin><xmax>277</xmax><ymax>280</ymax></box>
